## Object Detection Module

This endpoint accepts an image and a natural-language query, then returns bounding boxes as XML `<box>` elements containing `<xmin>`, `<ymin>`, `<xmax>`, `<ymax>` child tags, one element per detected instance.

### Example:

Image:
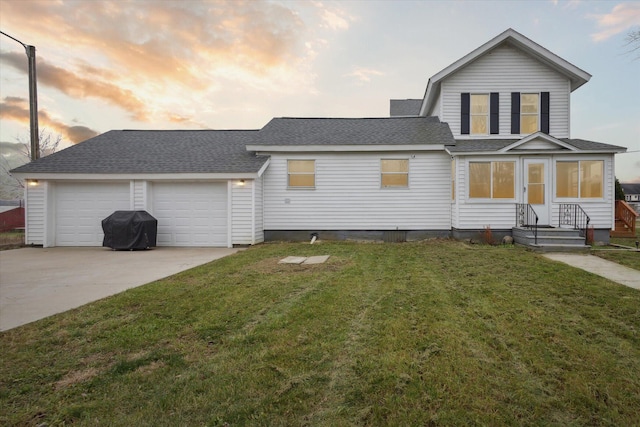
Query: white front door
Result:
<box><xmin>523</xmin><ymin>159</ymin><xmax>550</xmax><ymax>225</ymax></box>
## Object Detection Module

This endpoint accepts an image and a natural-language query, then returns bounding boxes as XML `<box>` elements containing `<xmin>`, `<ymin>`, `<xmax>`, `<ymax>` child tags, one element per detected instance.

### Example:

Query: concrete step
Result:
<box><xmin>512</xmin><ymin>226</ymin><xmax>590</xmax><ymax>252</ymax></box>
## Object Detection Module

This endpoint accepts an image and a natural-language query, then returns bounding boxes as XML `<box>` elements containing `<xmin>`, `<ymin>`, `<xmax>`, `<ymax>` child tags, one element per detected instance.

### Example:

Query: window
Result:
<box><xmin>469</xmin><ymin>161</ymin><xmax>515</xmax><ymax>199</ymax></box>
<box><xmin>521</xmin><ymin>93</ymin><xmax>539</xmax><ymax>134</ymax></box>
<box><xmin>511</xmin><ymin>92</ymin><xmax>549</xmax><ymax>134</ymax></box>
<box><xmin>556</xmin><ymin>160</ymin><xmax>603</xmax><ymax>198</ymax></box>
<box><xmin>288</xmin><ymin>160</ymin><xmax>315</xmax><ymax>188</ymax></box>
<box><xmin>381</xmin><ymin>159</ymin><xmax>409</xmax><ymax>187</ymax></box>
<box><xmin>471</xmin><ymin>94</ymin><xmax>489</xmax><ymax>134</ymax></box>
<box><xmin>461</xmin><ymin>93</ymin><xmax>499</xmax><ymax>135</ymax></box>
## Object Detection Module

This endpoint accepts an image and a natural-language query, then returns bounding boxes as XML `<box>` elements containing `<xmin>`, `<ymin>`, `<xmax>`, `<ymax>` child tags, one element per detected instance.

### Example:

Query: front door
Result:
<box><xmin>523</xmin><ymin>159</ymin><xmax>550</xmax><ymax>225</ymax></box>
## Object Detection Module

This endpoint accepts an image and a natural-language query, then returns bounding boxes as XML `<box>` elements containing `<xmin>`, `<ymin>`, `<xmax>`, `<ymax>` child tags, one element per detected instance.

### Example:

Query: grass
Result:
<box><xmin>0</xmin><ymin>231</ymin><xmax>24</xmax><ymax>250</ymax></box>
<box><xmin>592</xmin><ymin>225</ymin><xmax>639</xmax><ymax>271</ymax></box>
<box><xmin>2</xmin><ymin>240</ymin><xmax>640</xmax><ymax>426</ymax></box>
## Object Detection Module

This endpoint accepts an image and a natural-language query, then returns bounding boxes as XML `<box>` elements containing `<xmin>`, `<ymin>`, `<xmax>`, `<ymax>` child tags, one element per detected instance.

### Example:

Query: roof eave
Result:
<box><xmin>247</xmin><ymin>144</ymin><xmax>448</xmax><ymax>153</ymax></box>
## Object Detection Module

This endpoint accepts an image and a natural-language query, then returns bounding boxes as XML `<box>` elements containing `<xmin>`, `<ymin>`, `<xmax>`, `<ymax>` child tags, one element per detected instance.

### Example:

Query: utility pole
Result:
<box><xmin>1</xmin><ymin>31</ymin><xmax>40</xmax><ymax>160</ymax></box>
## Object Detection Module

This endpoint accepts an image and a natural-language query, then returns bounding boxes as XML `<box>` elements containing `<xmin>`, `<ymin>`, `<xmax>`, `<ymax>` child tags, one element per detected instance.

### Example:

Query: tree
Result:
<box><xmin>615</xmin><ymin>177</ymin><xmax>625</xmax><ymax>201</ymax></box>
<box><xmin>625</xmin><ymin>28</ymin><xmax>640</xmax><ymax>61</ymax></box>
<box><xmin>0</xmin><ymin>129</ymin><xmax>62</xmax><ymax>200</ymax></box>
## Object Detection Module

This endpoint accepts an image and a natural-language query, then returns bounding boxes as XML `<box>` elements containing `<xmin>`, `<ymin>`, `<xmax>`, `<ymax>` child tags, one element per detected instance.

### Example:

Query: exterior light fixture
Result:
<box><xmin>239</xmin><ymin>179</ymin><xmax>245</xmax><ymax>186</ymax></box>
<box><xmin>28</xmin><ymin>179</ymin><xmax>39</xmax><ymax>186</ymax></box>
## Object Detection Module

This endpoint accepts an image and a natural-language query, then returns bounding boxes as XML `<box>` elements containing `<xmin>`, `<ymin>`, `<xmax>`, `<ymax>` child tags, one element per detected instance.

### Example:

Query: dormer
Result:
<box><xmin>417</xmin><ymin>29</ymin><xmax>591</xmax><ymax>139</ymax></box>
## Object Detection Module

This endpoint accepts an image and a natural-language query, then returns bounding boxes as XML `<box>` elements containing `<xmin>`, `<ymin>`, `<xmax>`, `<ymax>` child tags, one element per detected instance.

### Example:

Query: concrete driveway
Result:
<box><xmin>0</xmin><ymin>247</ymin><xmax>239</xmax><ymax>331</ymax></box>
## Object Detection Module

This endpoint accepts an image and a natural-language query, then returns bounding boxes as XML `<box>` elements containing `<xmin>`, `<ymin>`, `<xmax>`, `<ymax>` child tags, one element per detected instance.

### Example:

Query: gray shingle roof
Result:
<box><xmin>11</xmin><ymin>130</ymin><xmax>268</xmax><ymax>174</ymax></box>
<box><xmin>390</xmin><ymin>99</ymin><xmax>423</xmax><ymax>116</ymax></box>
<box><xmin>252</xmin><ymin>117</ymin><xmax>455</xmax><ymax>146</ymax></box>
<box><xmin>448</xmin><ymin>138</ymin><xmax>625</xmax><ymax>153</ymax></box>
<box><xmin>621</xmin><ymin>183</ymin><xmax>640</xmax><ymax>195</ymax></box>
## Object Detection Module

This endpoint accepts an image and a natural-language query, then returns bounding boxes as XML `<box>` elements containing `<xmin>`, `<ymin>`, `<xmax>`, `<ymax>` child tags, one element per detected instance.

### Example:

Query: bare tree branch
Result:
<box><xmin>624</xmin><ymin>28</ymin><xmax>640</xmax><ymax>60</ymax></box>
<box><xmin>0</xmin><ymin>129</ymin><xmax>63</xmax><ymax>199</ymax></box>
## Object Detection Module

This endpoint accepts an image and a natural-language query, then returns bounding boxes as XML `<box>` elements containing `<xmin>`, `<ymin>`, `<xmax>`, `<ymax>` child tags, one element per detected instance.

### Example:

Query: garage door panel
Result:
<box><xmin>55</xmin><ymin>182</ymin><xmax>130</xmax><ymax>246</ymax></box>
<box><xmin>152</xmin><ymin>182</ymin><xmax>227</xmax><ymax>247</ymax></box>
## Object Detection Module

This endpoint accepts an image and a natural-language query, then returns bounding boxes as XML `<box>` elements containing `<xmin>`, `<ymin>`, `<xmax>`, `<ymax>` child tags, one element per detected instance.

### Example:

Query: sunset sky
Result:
<box><xmin>1</xmin><ymin>0</ymin><xmax>639</xmax><ymax>181</ymax></box>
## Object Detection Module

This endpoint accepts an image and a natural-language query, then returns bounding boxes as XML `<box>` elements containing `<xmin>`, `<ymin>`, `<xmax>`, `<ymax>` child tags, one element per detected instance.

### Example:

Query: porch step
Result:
<box><xmin>512</xmin><ymin>227</ymin><xmax>590</xmax><ymax>253</ymax></box>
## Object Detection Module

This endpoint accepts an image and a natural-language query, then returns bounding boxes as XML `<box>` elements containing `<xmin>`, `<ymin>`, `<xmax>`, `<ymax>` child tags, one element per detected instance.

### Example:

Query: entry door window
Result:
<box><xmin>527</xmin><ymin>163</ymin><xmax>545</xmax><ymax>204</ymax></box>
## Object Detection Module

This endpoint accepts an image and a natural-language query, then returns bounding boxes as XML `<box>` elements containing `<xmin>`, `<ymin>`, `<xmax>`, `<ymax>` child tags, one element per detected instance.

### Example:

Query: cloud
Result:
<box><xmin>0</xmin><ymin>0</ymin><xmax>332</xmax><ymax>129</ymax></box>
<box><xmin>0</xmin><ymin>97</ymin><xmax>98</xmax><ymax>144</ymax></box>
<box><xmin>590</xmin><ymin>3</ymin><xmax>640</xmax><ymax>41</ymax></box>
<box><xmin>345</xmin><ymin>67</ymin><xmax>385</xmax><ymax>83</ymax></box>
<box><xmin>0</xmin><ymin>52</ymin><xmax>149</xmax><ymax>121</ymax></box>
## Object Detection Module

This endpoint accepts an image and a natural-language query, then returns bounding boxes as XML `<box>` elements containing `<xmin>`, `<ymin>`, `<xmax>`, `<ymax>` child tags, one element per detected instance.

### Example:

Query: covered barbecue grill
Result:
<box><xmin>102</xmin><ymin>210</ymin><xmax>157</xmax><ymax>250</ymax></box>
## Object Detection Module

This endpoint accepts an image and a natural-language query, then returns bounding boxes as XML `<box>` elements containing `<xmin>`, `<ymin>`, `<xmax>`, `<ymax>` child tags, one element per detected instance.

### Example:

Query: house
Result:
<box><xmin>621</xmin><ymin>182</ymin><xmax>640</xmax><ymax>214</ymax></box>
<box><xmin>11</xmin><ymin>29</ymin><xmax>626</xmax><ymax>248</ymax></box>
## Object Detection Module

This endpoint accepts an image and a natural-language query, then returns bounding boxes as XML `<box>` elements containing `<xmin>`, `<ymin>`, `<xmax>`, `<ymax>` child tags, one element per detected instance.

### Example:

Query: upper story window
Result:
<box><xmin>520</xmin><ymin>93</ymin><xmax>539</xmax><ymax>134</ymax></box>
<box><xmin>381</xmin><ymin>159</ymin><xmax>409</xmax><ymax>188</ymax></box>
<box><xmin>469</xmin><ymin>161</ymin><xmax>515</xmax><ymax>199</ymax></box>
<box><xmin>471</xmin><ymin>94</ymin><xmax>489</xmax><ymax>134</ymax></box>
<box><xmin>511</xmin><ymin>92</ymin><xmax>549</xmax><ymax>135</ymax></box>
<box><xmin>461</xmin><ymin>93</ymin><xmax>499</xmax><ymax>135</ymax></box>
<box><xmin>288</xmin><ymin>160</ymin><xmax>315</xmax><ymax>188</ymax></box>
<box><xmin>556</xmin><ymin>160</ymin><xmax>603</xmax><ymax>199</ymax></box>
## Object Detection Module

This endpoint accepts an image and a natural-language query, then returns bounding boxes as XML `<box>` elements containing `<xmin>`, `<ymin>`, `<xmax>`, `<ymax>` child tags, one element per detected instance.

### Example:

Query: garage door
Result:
<box><xmin>152</xmin><ymin>182</ymin><xmax>228</xmax><ymax>247</ymax></box>
<box><xmin>56</xmin><ymin>182</ymin><xmax>130</xmax><ymax>246</ymax></box>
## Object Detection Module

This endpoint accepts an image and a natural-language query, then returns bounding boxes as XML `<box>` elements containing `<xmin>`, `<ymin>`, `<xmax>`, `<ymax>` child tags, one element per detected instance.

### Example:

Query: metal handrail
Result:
<box><xmin>559</xmin><ymin>204</ymin><xmax>591</xmax><ymax>245</ymax></box>
<box><xmin>516</xmin><ymin>203</ymin><xmax>539</xmax><ymax>245</ymax></box>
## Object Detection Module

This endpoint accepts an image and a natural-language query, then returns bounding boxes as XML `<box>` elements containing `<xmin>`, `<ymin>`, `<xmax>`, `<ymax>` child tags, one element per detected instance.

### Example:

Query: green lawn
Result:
<box><xmin>593</xmin><ymin>227</ymin><xmax>639</xmax><ymax>271</ymax></box>
<box><xmin>2</xmin><ymin>241</ymin><xmax>639</xmax><ymax>426</ymax></box>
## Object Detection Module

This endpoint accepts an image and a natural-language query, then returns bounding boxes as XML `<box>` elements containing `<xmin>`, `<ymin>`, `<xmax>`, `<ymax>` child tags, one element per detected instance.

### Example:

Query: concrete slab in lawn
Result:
<box><xmin>279</xmin><ymin>256</ymin><xmax>307</xmax><ymax>264</ymax></box>
<box><xmin>0</xmin><ymin>246</ymin><xmax>239</xmax><ymax>331</ymax></box>
<box><xmin>303</xmin><ymin>255</ymin><xmax>330</xmax><ymax>265</ymax></box>
<box><xmin>543</xmin><ymin>253</ymin><xmax>640</xmax><ymax>290</ymax></box>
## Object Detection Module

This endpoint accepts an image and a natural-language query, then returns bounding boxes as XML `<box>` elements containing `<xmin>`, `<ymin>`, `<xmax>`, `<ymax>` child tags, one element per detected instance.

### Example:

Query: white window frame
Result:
<box><xmin>467</xmin><ymin>159</ymin><xmax>517</xmax><ymax>202</ymax></box>
<box><xmin>287</xmin><ymin>159</ymin><xmax>316</xmax><ymax>189</ymax></box>
<box><xmin>520</xmin><ymin>93</ymin><xmax>540</xmax><ymax>134</ymax></box>
<box><xmin>470</xmin><ymin>94</ymin><xmax>489</xmax><ymax>135</ymax></box>
<box><xmin>554</xmin><ymin>159</ymin><xmax>605</xmax><ymax>201</ymax></box>
<box><xmin>381</xmin><ymin>159</ymin><xmax>409</xmax><ymax>189</ymax></box>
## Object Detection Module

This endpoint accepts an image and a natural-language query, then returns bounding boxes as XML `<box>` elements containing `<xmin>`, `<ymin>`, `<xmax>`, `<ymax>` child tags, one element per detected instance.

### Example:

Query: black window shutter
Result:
<box><xmin>511</xmin><ymin>92</ymin><xmax>520</xmax><ymax>134</ymax></box>
<box><xmin>541</xmin><ymin>92</ymin><xmax>550</xmax><ymax>134</ymax></box>
<box><xmin>461</xmin><ymin>93</ymin><xmax>470</xmax><ymax>135</ymax></box>
<box><xmin>490</xmin><ymin>92</ymin><xmax>499</xmax><ymax>134</ymax></box>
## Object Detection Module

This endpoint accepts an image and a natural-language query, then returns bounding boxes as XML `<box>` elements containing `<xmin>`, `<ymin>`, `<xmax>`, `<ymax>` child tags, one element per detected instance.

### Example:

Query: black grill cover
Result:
<box><xmin>102</xmin><ymin>210</ymin><xmax>157</xmax><ymax>250</ymax></box>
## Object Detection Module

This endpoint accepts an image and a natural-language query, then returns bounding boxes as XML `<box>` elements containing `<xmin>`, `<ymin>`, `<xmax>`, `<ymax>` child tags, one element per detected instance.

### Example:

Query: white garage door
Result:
<box><xmin>152</xmin><ymin>182</ymin><xmax>228</xmax><ymax>247</ymax></box>
<box><xmin>56</xmin><ymin>182</ymin><xmax>130</xmax><ymax>246</ymax></box>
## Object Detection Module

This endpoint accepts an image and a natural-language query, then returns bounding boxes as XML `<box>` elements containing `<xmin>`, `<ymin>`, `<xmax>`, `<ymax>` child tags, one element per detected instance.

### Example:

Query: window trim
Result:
<box><xmin>381</xmin><ymin>158</ymin><xmax>409</xmax><ymax>189</ymax></box>
<box><xmin>287</xmin><ymin>159</ymin><xmax>316</xmax><ymax>189</ymax></box>
<box><xmin>520</xmin><ymin>93</ymin><xmax>540</xmax><ymax>134</ymax></box>
<box><xmin>554</xmin><ymin>159</ymin><xmax>605</xmax><ymax>201</ymax></box>
<box><xmin>470</xmin><ymin>93</ymin><xmax>489</xmax><ymax>135</ymax></box>
<box><xmin>467</xmin><ymin>160</ymin><xmax>517</xmax><ymax>201</ymax></box>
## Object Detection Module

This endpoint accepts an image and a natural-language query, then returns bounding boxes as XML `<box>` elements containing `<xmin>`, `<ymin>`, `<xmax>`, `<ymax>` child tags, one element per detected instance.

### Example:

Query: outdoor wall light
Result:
<box><xmin>239</xmin><ymin>179</ymin><xmax>245</xmax><ymax>186</ymax></box>
<box><xmin>28</xmin><ymin>180</ymin><xmax>39</xmax><ymax>186</ymax></box>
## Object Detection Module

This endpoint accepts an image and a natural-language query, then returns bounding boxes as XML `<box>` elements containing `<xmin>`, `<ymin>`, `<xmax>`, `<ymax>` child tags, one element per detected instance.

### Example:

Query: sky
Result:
<box><xmin>0</xmin><ymin>0</ymin><xmax>639</xmax><ymax>182</ymax></box>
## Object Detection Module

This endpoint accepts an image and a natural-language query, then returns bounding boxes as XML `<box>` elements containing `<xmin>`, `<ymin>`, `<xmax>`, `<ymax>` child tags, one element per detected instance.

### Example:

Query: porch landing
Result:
<box><xmin>512</xmin><ymin>227</ymin><xmax>590</xmax><ymax>253</ymax></box>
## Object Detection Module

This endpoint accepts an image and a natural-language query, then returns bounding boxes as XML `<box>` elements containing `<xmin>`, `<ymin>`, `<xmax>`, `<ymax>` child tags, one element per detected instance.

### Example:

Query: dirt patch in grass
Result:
<box><xmin>55</xmin><ymin>367</ymin><xmax>101</xmax><ymax>390</ymax></box>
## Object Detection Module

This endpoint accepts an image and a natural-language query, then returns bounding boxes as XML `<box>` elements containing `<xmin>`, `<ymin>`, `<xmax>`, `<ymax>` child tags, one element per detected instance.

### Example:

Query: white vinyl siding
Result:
<box><xmin>24</xmin><ymin>182</ymin><xmax>46</xmax><ymax>245</ymax></box>
<box><xmin>133</xmin><ymin>180</ymin><xmax>146</xmax><ymax>210</ymax></box>
<box><xmin>453</xmin><ymin>154</ymin><xmax>615</xmax><ymax>230</ymax></box>
<box><xmin>254</xmin><ymin>176</ymin><xmax>264</xmax><ymax>243</ymax></box>
<box><xmin>55</xmin><ymin>182</ymin><xmax>130</xmax><ymax>246</ymax></box>
<box><xmin>264</xmin><ymin>152</ymin><xmax>451</xmax><ymax>230</ymax></box>
<box><xmin>232</xmin><ymin>180</ymin><xmax>253</xmax><ymax>245</ymax></box>
<box><xmin>440</xmin><ymin>44</ymin><xmax>570</xmax><ymax>138</ymax></box>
